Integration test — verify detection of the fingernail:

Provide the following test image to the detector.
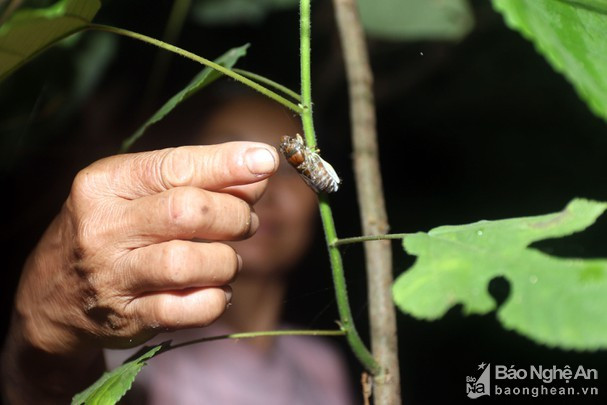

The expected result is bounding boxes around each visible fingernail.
[250,212,260,234]
[236,254,243,273]
[223,285,233,305]
[245,147,276,175]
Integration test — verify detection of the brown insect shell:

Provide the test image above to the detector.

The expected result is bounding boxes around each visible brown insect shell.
[280,136,306,167]
[286,150,306,167]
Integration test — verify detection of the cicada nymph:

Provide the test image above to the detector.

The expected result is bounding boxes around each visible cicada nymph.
[279,134,341,193]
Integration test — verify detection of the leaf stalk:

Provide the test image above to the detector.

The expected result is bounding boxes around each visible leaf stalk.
[87,24,303,114]
[162,329,346,354]
[332,233,411,247]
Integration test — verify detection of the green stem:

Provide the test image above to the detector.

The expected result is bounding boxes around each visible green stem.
[160,329,345,355]
[319,195,381,374]
[300,0,379,375]
[332,233,411,247]
[299,0,317,148]
[87,24,303,115]
[233,68,301,101]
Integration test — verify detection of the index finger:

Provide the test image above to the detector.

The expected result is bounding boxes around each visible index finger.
[90,142,279,200]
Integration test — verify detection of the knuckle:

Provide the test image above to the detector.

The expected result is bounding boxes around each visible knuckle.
[69,170,101,213]
[160,242,192,285]
[70,169,89,198]
[160,147,195,188]
[73,219,100,259]
[203,146,227,184]
[70,167,97,198]
[70,157,114,200]
[234,199,252,237]
[153,299,175,327]
[67,168,117,253]
[167,187,203,226]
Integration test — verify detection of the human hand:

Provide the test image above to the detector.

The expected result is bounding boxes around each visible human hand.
[12,142,278,356]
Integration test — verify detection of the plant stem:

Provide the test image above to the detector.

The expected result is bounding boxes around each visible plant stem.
[299,0,317,148]
[299,0,379,375]
[332,233,411,247]
[161,329,345,355]
[332,0,402,403]
[233,68,301,101]
[87,24,303,115]
[319,195,381,374]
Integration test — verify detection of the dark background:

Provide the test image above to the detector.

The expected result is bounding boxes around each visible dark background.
[2,1,607,404]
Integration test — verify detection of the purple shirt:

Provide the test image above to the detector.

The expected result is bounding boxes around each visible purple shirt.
[105,324,354,405]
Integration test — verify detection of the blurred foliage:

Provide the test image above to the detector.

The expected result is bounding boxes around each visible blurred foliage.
[493,0,607,123]
[0,30,117,171]
[191,0,298,25]
[0,0,112,171]
[394,199,607,350]
[0,32,119,172]
[191,0,474,41]
[359,0,474,41]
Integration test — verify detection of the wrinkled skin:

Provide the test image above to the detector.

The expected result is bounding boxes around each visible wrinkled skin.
[1,142,279,403]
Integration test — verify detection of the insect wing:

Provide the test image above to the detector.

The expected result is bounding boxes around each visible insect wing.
[303,150,341,193]
[318,156,341,192]
[298,171,322,193]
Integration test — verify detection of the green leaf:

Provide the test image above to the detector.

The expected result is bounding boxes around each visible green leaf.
[393,198,607,350]
[357,0,474,41]
[120,44,249,152]
[0,0,101,81]
[493,0,607,123]
[71,344,163,405]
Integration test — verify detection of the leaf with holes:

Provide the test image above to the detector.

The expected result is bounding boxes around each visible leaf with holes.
[0,0,101,81]
[393,198,607,350]
[71,344,163,405]
[493,0,607,122]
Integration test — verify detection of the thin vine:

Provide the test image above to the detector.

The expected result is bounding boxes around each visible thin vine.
[233,68,302,102]
[160,329,345,355]
[87,24,303,115]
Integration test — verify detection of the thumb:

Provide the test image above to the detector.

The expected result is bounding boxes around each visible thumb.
[84,142,279,202]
